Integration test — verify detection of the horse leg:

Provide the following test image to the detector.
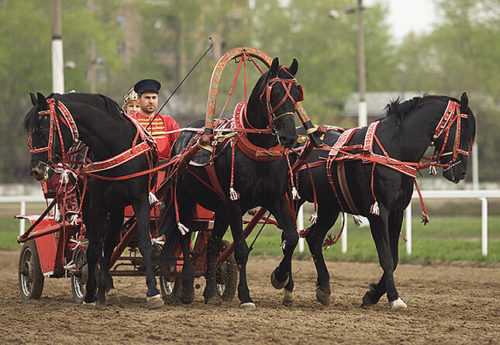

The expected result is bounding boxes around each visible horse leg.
[133,196,162,308]
[362,209,406,309]
[176,201,196,304]
[179,231,195,304]
[203,209,228,305]
[99,208,124,302]
[83,195,105,305]
[269,200,298,306]
[226,205,254,308]
[364,209,403,309]
[160,205,179,281]
[305,204,340,305]
[159,207,182,305]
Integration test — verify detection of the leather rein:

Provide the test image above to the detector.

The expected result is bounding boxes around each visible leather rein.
[28,97,157,180]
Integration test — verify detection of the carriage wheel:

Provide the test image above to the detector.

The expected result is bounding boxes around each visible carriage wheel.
[18,241,44,301]
[159,275,183,304]
[70,246,87,304]
[216,240,238,301]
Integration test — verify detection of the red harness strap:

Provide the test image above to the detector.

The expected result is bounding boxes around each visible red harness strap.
[81,141,152,174]
[233,102,285,161]
[326,128,359,214]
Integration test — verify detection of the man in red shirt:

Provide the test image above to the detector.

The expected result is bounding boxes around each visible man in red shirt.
[132,79,179,160]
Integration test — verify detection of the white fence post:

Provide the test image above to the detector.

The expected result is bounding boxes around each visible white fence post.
[297,206,304,253]
[341,213,348,253]
[481,197,488,256]
[405,205,412,255]
[19,201,26,236]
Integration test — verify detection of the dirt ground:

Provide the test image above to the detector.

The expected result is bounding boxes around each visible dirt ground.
[1,251,499,345]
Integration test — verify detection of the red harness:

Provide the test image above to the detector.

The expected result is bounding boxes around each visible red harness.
[432,100,471,168]
[28,98,157,179]
[233,102,285,161]
[298,100,472,224]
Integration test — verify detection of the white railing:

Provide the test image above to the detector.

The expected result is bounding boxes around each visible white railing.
[3,191,500,256]
[0,195,45,236]
[297,190,500,256]
[405,190,500,256]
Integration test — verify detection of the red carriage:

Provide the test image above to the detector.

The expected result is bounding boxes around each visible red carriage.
[17,47,296,304]
[16,167,241,303]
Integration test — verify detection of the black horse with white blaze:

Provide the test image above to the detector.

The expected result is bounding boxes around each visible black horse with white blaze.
[24,93,163,308]
[296,93,476,308]
[161,57,303,307]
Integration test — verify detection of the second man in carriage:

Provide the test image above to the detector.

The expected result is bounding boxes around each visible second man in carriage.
[123,78,180,160]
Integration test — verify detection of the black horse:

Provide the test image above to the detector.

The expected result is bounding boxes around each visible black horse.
[24,92,163,308]
[161,57,302,307]
[296,93,476,308]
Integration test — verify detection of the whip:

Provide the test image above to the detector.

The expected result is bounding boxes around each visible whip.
[145,38,214,130]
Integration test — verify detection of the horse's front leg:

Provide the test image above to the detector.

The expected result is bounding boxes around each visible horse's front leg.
[99,207,124,302]
[365,207,406,310]
[226,203,255,308]
[133,196,162,308]
[305,203,340,306]
[83,194,105,305]
[362,209,405,309]
[203,208,228,305]
[269,199,298,306]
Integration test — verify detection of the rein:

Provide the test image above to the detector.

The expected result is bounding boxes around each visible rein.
[29,98,157,181]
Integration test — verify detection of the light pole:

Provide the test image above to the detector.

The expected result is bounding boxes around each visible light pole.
[355,0,367,127]
[329,0,367,127]
[52,0,64,93]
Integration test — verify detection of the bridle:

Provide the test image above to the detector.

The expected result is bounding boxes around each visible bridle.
[431,100,473,172]
[241,67,303,138]
[28,98,80,164]
[28,97,155,180]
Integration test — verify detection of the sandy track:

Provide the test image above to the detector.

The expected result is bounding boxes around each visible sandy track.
[1,250,499,345]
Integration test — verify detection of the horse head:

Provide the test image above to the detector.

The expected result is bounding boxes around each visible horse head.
[434,92,476,183]
[24,92,74,180]
[248,57,302,148]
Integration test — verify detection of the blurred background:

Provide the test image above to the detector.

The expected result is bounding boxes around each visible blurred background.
[0,0,499,186]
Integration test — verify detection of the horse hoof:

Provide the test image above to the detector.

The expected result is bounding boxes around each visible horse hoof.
[361,283,380,307]
[82,301,96,307]
[181,294,194,305]
[316,287,331,306]
[270,270,289,290]
[282,290,293,306]
[146,294,164,309]
[205,296,222,306]
[390,297,407,310]
[240,302,256,309]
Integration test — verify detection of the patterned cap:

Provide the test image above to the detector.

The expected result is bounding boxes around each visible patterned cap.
[122,88,139,110]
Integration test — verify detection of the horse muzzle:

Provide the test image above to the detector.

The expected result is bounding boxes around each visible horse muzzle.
[31,161,49,181]
[443,160,466,184]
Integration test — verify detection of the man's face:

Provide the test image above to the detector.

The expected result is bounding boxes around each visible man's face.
[138,92,159,115]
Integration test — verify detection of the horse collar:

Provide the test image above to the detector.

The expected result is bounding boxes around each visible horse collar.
[233,102,285,161]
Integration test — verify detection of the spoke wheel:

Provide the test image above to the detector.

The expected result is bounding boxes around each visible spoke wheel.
[160,274,183,304]
[18,241,44,301]
[215,240,238,302]
[70,247,87,304]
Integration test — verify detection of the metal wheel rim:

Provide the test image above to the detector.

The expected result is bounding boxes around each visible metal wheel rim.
[162,278,175,296]
[72,275,85,299]
[72,249,87,301]
[20,248,33,297]
[216,263,227,296]
[216,283,226,296]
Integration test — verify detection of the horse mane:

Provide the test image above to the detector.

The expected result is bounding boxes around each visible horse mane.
[385,94,461,121]
[24,93,124,132]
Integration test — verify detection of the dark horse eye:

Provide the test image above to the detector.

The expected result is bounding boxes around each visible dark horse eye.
[295,85,304,102]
